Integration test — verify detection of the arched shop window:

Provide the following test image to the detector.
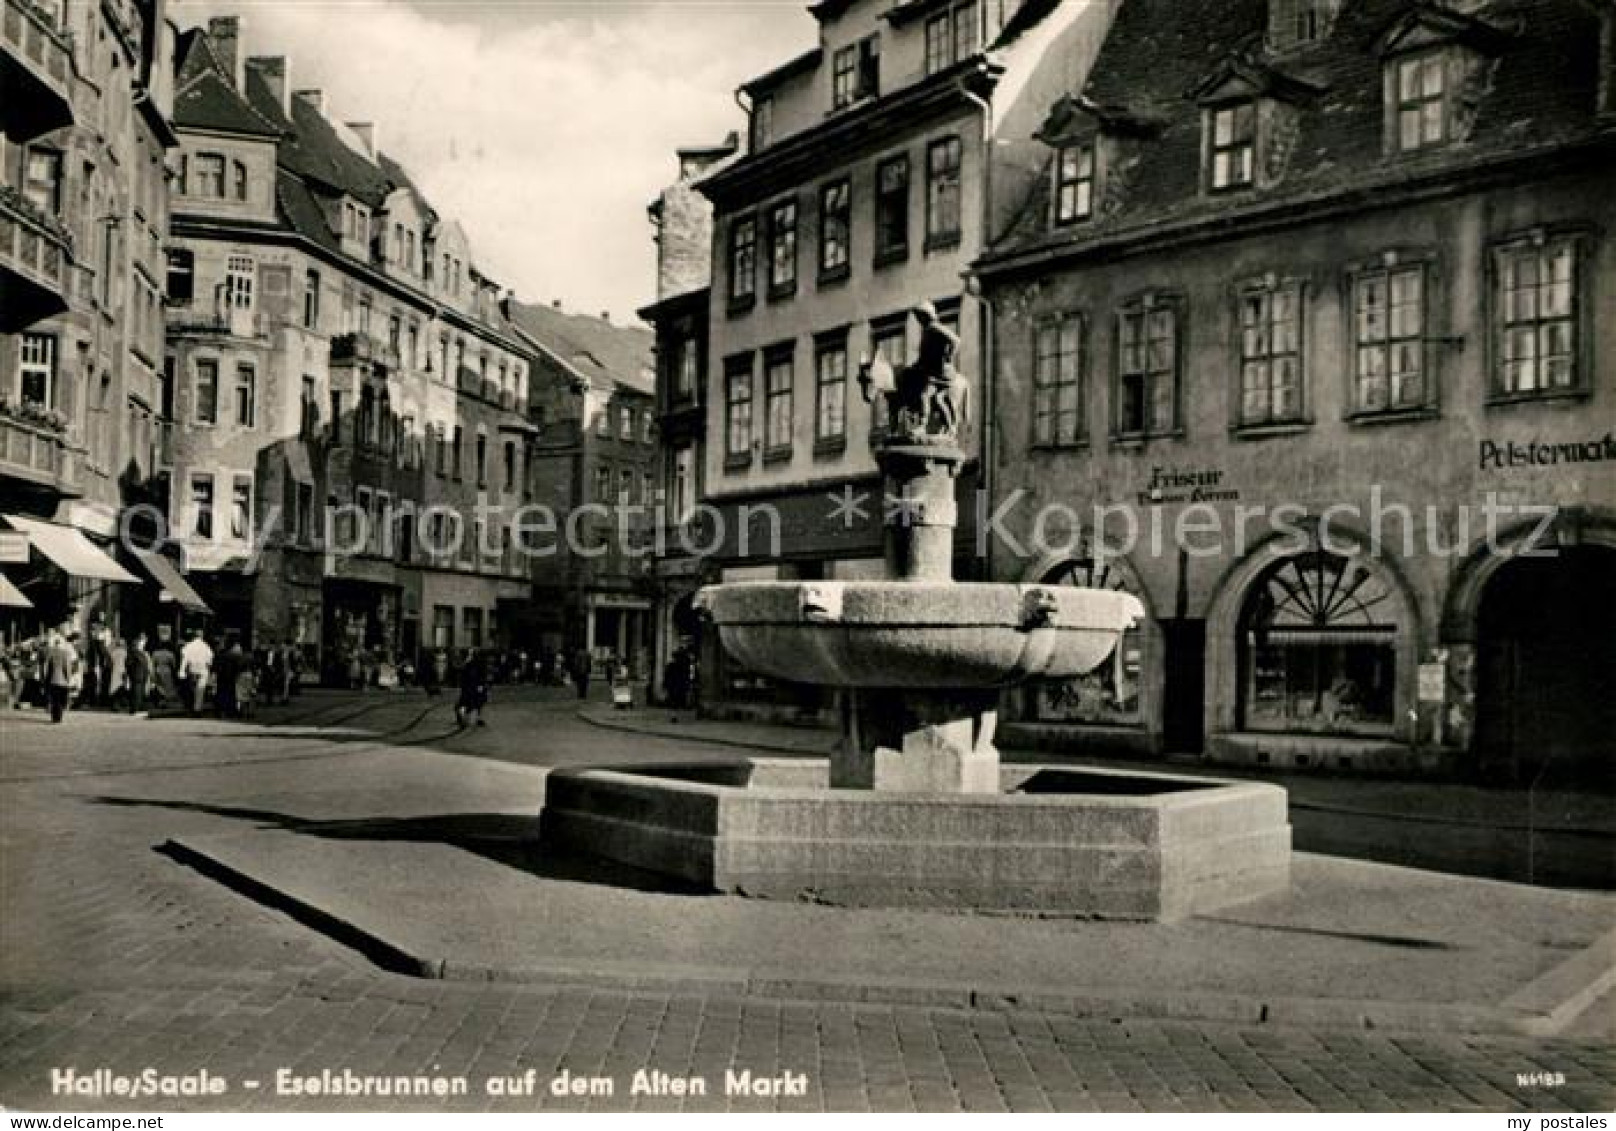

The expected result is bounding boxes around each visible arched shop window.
[1240,551,1398,736]
[1030,557,1143,725]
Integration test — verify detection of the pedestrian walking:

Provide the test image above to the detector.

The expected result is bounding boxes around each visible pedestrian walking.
[125,633,152,715]
[107,635,128,711]
[454,649,490,728]
[178,629,213,716]
[41,629,76,724]
[215,640,244,718]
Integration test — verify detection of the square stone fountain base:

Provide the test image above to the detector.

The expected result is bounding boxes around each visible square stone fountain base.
[541,761,1290,920]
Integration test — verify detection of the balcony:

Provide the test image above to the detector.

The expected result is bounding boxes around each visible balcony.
[0,410,76,496]
[331,331,400,371]
[0,185,71,331]
[1,0,75,142]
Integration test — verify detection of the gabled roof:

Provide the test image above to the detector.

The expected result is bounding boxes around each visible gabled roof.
[172,28,284,138]
[506,300,654,396]
[984,0,1612,270]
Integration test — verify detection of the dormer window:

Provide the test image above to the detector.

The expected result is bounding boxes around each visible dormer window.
[1394,51,1448,151]
[832,35,879,110]
[752,95,774,151]
[1268,0,1340,53]
[1209,102,1256,191]
[1054,143,1095,225]
[925,1,978,76]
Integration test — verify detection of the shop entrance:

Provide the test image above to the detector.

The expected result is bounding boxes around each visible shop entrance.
[1476,546,1616,786]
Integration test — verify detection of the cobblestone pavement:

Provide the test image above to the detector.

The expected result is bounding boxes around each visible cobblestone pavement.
[2,700,1613,1113]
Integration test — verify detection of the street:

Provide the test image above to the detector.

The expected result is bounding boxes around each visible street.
[1,690,1612,1113]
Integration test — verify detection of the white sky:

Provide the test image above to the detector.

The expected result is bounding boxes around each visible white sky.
[169,1,818,325]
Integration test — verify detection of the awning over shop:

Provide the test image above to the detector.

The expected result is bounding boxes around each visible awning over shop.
[1,515,139,584]
[129,547,211,614]
[0,573,33,608]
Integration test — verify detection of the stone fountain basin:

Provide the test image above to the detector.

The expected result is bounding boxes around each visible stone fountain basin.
[696,582,1144,689]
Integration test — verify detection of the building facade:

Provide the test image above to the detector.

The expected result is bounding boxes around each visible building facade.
[164,17,537,676]
[2,0,180,639]
[977,0,1616,782]
[506,299,657,678]
[692,0,1121,718]
[639,136,741,705]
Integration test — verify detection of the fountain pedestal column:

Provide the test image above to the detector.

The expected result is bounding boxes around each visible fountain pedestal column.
[829,441,1002,793]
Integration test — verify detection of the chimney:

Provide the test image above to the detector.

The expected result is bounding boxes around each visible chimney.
[600,311,611,324]
[293,88,325,116]
[207,15,243,90]
[551,299,562,310]
[246,55,289,117]
[346,121,377,157]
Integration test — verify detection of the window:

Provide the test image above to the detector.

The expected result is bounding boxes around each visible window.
[764,350,794,454]
[330,392,344,444]
[295,483,313,545]
[597,403,612,437]
[752,95,774,151]
[358,295,372,336]
[388,314,401,356]
[433,606,454,649]
[302,269,320,328]
[462,608,483,649]
[433,424,447,476]
[619,406,634,441]
[815,340,848,444]
[1269,0,1337,50]
[672,446,696,523]
[452,425,463,479]
[872,318,908,370]
[1116,299,1179,437]
[300,375,318,437]
[1238,282,1304,426]
[166,249,195,305]
[724,357,753,460]
[619,468,634,503]
[1030,558,1143,725]
[1353,264,1427,414]
[875,155,909,263]
[503,440,517,492]
[194,359,218,424]
[1395,52,1447,151]
[641,409,654,443]
[233,363,256,428]
[594,464,612,503]
[1054,143,1095,225]
[190,474,214,538]
[832,35,879,110]
[1209,103,1256,190]
[1495,238,1579,397]
[925,136,962,247]
[729,216,757,305]
[819,179,850,280]
[23,148,62,214]
[675,336,698,399]
[225,256,254,310]
[1242,551,1399,736]
[232,160,248,201]
[767,198,798,296]
[476,432,487,487]
[1033,316,1083,447]
[924,1,977,75]
[407,322,420,370]
[194,153,225,198]
[18,334,55,409]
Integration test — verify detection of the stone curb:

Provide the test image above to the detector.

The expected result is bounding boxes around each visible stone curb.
[162,834,1602,1037]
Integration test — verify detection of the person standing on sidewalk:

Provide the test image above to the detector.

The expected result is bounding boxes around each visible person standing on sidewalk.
[125,633,152,715]
[41,629,77,724]
[179,629,213,716]
[571,646,592,701]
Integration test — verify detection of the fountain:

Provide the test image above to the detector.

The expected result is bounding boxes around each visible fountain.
[542,305,1289,919]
